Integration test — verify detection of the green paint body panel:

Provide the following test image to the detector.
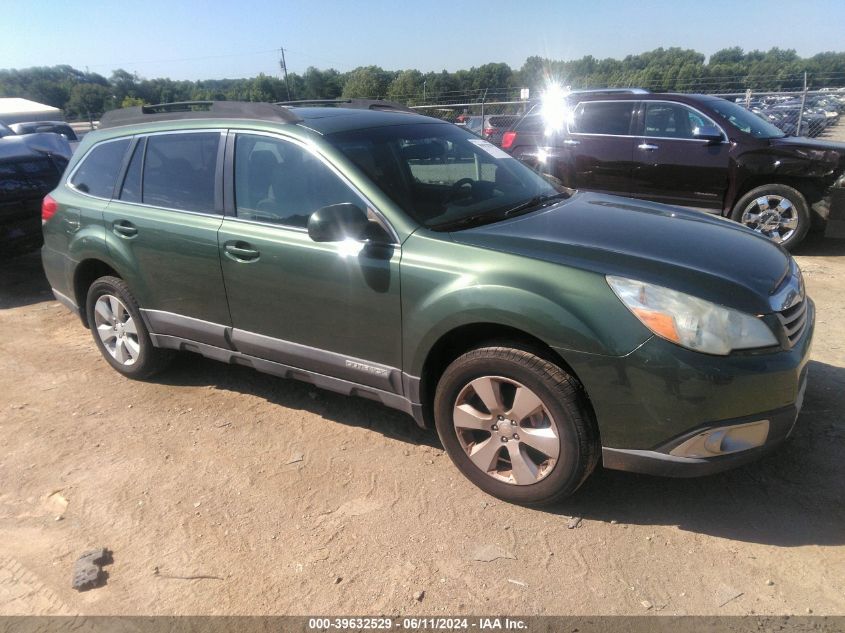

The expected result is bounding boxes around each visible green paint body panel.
[218,219,402,368]
[42,109,814,457]
[103,200,230,325]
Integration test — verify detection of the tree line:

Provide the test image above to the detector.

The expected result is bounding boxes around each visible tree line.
[2,47,844,120]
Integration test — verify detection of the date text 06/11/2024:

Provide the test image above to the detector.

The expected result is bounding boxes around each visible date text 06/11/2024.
[307,617,528,630]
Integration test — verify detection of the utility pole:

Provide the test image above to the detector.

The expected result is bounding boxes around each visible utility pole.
[279,47,292,101]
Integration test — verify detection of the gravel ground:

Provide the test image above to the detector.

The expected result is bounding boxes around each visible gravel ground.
[1,234,844,617]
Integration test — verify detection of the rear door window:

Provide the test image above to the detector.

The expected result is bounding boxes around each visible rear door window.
[569,101,635,135]
[70,139,131,198]
[119,138,145,203]
[142,132,220,212]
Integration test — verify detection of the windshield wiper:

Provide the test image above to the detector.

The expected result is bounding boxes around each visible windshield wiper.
[501,191,570,217]
[433,191,571,232]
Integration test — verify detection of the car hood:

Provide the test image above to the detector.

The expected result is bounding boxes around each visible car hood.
[766,136,845,179]
[450,192,792,315]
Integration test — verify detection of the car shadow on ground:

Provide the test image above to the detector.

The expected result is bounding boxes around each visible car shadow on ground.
[157,352,441,449]
[0,251,52,309]
[161,352,844,547]
[793,234,845,256]
[556,358,845,547]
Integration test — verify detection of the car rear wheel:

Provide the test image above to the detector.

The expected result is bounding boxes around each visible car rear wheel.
[85,276,172,379]
[433,346,598,506]
[730,184,809,251]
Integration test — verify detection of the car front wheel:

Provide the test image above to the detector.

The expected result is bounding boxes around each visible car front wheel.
[730,184,810,251]
[433,346,599,506]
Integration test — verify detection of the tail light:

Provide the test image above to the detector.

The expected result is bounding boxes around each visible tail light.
[483,127,495,137]
[501,131,517,150]
[42,194,58,225]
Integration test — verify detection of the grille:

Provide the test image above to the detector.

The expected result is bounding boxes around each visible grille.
[777,298,808,347]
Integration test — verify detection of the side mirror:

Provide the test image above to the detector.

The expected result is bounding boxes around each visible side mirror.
[308,203,370,243]
[693,125,724,143]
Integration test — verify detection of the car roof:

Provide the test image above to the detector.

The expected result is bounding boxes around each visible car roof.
[97,100,441,136]
[568,92,721,104]
[291,107,442,134]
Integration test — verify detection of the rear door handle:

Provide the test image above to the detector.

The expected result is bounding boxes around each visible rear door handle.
[562,139,580,146]
[112,220,138,238]
[638,143,659,151]
[224,241,260,262]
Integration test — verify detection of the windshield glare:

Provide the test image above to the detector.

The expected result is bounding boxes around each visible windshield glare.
[327,123,563,230]
[707,99,785,139]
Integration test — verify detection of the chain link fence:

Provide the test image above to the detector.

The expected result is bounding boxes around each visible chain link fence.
[409,88,845,145]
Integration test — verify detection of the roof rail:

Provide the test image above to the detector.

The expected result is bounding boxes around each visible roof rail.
[568,88,650,95]
[98,100,302,129]
[275,99,417,114]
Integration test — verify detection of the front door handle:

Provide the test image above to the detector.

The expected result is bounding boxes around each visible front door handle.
[638,143,659,151]
[224,242,260,262]
[112,220,138,238]
[562,139,580,146]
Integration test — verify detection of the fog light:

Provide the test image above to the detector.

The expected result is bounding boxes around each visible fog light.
[669,420,769,458]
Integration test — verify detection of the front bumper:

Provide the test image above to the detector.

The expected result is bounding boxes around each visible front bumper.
[601,391,805,477]
[563,299,814,476]
[822,183,845,237]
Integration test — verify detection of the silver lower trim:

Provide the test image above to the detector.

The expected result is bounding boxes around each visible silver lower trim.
[668,419,769,458]
[52,288,79,314]
[149,334,424,426]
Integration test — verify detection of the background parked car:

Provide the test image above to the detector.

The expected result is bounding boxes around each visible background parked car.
[462,114,522,146]
[0,132,71,257]
[8,120,79,151]
[503,92,845,250]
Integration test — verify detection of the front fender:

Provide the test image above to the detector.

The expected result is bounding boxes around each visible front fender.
[400,233,651,378]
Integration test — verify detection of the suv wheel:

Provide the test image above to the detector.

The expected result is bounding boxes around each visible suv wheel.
[730,184,809,251]
[433,346,598,505]
[85,276,172,379]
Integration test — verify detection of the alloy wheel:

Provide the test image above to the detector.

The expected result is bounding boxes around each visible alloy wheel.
[93,294,140,366]
[452,376,560,485]
[740,194,799,243]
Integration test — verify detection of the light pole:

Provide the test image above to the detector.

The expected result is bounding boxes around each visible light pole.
[423,80,427,103]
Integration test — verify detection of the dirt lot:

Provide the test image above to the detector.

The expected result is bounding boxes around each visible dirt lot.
[1,235,844,617]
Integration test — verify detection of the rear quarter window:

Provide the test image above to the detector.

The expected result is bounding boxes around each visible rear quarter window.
[70,139,131,198]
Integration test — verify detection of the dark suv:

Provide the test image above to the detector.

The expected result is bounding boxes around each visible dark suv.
[504,93,845,250]
[43,101,813,505]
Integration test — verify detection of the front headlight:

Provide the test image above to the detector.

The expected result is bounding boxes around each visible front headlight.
[607,276,778,355]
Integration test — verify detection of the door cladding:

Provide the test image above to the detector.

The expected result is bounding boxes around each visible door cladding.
[141,309,232,349]
[231,328,402,393]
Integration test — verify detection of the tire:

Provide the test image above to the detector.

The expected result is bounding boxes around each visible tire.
[730,184,810,251]
[433,346,599,506]
[85,276,172,379]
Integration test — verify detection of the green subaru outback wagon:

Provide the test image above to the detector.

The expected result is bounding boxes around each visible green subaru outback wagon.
[42,100,813,505]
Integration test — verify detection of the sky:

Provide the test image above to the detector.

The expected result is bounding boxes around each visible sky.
[2,0,844,80]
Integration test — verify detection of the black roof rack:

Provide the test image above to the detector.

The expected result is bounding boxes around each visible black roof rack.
[567,88,650,95]
[275,99,417,114]
[98,100,302,129]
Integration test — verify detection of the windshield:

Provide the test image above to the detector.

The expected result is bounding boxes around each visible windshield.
[707,99,785,139]
[327,123,564,231]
